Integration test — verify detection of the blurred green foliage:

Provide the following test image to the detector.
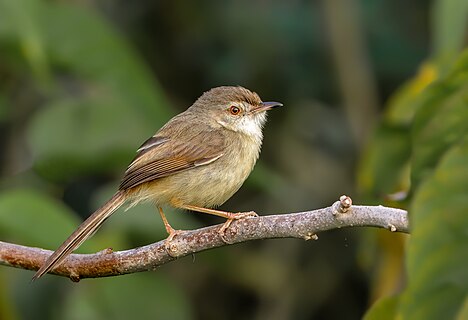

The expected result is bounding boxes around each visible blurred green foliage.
[1,0,171,181]
[0,0,467,319]
[0,189,81,247]
[363,49,468,320]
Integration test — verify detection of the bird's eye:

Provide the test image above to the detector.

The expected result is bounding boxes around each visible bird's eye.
[229,106,241,115]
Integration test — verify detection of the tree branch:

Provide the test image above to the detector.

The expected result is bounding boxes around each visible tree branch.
[0,196,408,282]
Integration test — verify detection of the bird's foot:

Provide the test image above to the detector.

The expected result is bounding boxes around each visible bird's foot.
[165,226,182,243]
[163,226,183,257]
[219,211,258,243]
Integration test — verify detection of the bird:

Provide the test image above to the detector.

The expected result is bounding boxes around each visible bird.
[32,86,282,280]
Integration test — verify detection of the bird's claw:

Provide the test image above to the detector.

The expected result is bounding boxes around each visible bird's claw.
[219,211,258,243]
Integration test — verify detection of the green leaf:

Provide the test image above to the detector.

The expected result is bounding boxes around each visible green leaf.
[41,2,171,122]
[0,0,51,85]
[358,62,438,199]
[411,50,468,188]
[358,124,411,198]
[63,273,192,320]
[0,0,174,181]
[399,139,468,319]
[385,62,438,125]
[456,297,468,320]
[0,189,79,248]
[361,49,468,320]
[364,295,400,320]
[28,96,154,180]
[432,0,468,73]
[0,189,125,254]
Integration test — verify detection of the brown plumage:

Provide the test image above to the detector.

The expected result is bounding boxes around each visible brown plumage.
[32,86,282,280]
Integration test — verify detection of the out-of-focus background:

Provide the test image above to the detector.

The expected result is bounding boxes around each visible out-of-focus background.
[1,1,467,319]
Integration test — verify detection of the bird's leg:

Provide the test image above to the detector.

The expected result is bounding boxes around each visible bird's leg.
[179,204,258,237]
[157,207,181,242]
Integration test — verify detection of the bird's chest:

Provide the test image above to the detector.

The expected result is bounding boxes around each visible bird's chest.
[177,135,261,207]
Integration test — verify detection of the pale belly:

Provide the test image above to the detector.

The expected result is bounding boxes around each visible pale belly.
[130,144,259,209]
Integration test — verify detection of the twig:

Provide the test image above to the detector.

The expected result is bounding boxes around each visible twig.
[0,196,408,282]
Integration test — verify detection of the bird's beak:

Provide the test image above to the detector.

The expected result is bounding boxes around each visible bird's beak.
[251,101,283,113]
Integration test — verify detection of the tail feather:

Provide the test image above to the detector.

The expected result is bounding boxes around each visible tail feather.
[32,192,126,281]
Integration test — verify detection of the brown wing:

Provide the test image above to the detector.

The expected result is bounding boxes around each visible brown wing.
[119,118,225,190]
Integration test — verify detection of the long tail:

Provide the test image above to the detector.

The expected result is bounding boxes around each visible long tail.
[32,191,127,281]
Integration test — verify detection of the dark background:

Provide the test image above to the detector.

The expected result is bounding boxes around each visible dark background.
[0,0,444,319]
